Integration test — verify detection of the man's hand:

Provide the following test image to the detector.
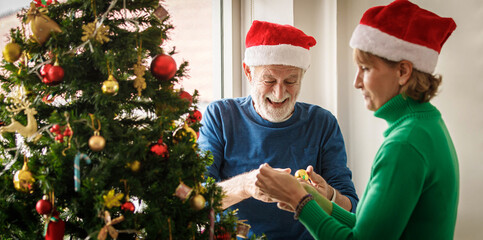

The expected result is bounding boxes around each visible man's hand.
[246,166,292,203]
[306,165,333,200]
[217,166,291,209]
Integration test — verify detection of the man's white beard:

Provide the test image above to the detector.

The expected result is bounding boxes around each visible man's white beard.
[250,87,296,123]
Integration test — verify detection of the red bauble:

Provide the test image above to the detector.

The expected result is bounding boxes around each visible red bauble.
[35,199,52,215]
[189,110,202,123]
[150,54,177,81]
[121,201,135,212]
[40,64,52,76]
[45,212,65,240]
[179,90,193,104]
[50,124,61,134]
[63,128,72,136]
[150,142,168,157]
[214,227,231,240]
[46,66,64,85]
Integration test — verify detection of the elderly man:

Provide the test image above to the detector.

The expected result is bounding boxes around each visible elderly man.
[198,20,358,239]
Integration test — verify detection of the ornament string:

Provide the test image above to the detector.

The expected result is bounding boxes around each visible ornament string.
[168,217,173,240]
[74,152,91,192]
[42,190,56,237]
[62,112,73,156]
[89,113,101,135]
[120,179,130,201]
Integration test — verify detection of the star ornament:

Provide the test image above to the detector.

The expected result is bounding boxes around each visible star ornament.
[103,189,124,209]
[82,21,111,44]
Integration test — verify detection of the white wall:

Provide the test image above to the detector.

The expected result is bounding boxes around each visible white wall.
[240,0,483,239]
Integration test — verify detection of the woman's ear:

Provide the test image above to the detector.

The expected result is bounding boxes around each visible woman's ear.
[398,60,413,86]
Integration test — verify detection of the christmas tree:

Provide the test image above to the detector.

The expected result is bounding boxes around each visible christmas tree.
[0,0,238,239]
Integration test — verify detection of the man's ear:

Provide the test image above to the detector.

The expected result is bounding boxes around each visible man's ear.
[398,60,413,86]
[243,62,252,82]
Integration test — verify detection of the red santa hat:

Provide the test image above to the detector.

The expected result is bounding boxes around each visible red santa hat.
[244,20,316,70]
[350,0,456,73]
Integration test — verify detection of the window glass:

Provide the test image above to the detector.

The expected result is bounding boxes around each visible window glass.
[163,0,214,112]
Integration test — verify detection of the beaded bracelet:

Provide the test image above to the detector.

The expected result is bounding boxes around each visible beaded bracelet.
[294,194,314,220]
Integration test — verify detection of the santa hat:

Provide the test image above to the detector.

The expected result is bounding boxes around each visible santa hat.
[244,20,316,70]
[350,0,456,73]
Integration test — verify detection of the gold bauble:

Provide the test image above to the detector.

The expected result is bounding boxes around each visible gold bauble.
[126,160,141,172]
[295,169,309,181]
[13,161,35,193]
[89,135,106,152]
[3,42,22,63]
[101,75,119,95]
[190,194,206,211]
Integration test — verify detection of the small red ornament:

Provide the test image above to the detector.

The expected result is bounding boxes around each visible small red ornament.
[150,54,177,81]
[150,141,168,157]
[34,0,57,8]
[46,66,64,85]
[63,128,72,136]
[179,90,193,104]
[188,110,202,123]
[121,201,135,212]
[54,134,64,143]
[50,124,61,134]
[45,211,65,240]
[214,227,231,240]
[36,196,52,215]
[40,64,52,76]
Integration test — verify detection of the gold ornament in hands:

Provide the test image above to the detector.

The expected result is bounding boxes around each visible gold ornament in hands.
[81,20,110,44]
[0,97,41,141]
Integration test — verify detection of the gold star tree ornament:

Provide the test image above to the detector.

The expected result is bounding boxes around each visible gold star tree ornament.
[81,21,110,44]
[102,189,124,209]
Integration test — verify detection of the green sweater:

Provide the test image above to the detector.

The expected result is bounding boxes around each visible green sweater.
[299,94,459,239]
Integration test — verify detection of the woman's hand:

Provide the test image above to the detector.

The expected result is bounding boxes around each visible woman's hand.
[255,163,308,211]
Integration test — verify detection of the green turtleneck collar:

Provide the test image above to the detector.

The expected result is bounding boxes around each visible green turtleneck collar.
[374,94,441,137]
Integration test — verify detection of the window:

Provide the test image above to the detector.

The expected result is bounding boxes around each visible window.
[163,0,216,112]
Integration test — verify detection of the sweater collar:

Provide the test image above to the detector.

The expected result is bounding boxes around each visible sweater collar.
[374,94,440,137]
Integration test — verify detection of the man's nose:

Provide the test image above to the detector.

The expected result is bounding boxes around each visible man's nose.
[272,82,286,100]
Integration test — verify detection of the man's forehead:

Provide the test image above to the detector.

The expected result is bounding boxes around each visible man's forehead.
[254,65,303,74]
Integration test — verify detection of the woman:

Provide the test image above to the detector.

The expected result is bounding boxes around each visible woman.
[255,0,459,239]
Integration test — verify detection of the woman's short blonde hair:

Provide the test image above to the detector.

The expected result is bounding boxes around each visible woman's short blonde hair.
[354,49,442,102]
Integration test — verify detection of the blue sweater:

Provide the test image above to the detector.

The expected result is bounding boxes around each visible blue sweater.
[198,96,358,240]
